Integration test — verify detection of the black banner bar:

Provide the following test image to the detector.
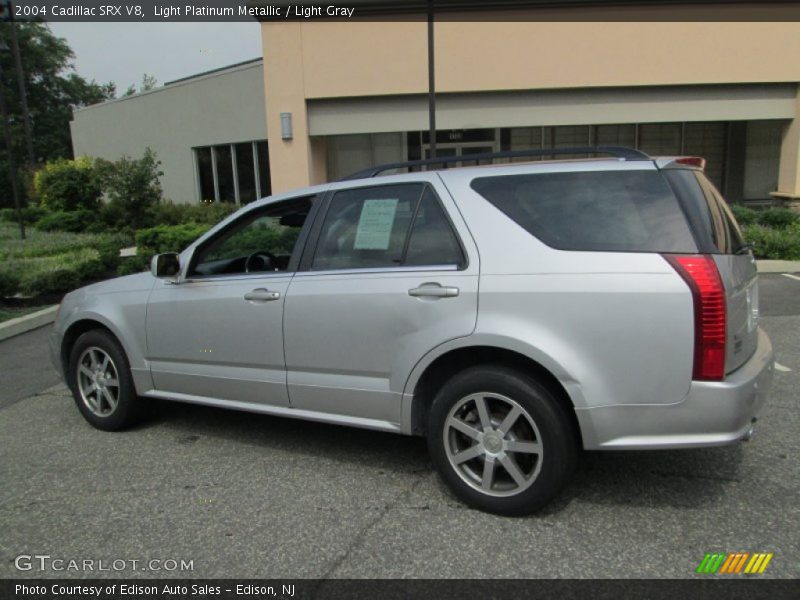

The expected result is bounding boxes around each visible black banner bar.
[3,579,800,600]
[5,0,800,22]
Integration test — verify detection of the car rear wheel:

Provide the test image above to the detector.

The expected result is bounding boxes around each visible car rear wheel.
[427,365,577,516]
[67,330,148,431]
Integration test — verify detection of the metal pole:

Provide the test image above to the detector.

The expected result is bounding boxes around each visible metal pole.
[0,60,25,239]
[427,0,436,160]
[7,2,33,168]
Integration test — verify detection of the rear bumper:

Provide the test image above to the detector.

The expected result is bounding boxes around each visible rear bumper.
[576,328,774,450]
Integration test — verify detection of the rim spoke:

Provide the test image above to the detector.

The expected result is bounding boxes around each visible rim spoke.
[80,365,93,378]
[481,456,496,491]
[473,396,492,430]
[89,349,100,368]
[506,440,541,455]
[86,389,100,412]
[497,406,521,435]
[447,416,481,441]
[499,454,527,488]
[105,378,119,387]
[453,444,484,464]
[102,388,117,410]
[84,383,97,395]
[101,355,110,372]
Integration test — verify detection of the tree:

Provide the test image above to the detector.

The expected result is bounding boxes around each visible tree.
[95,148,164,230]
[123,73,158,97]
[0,22,115,208]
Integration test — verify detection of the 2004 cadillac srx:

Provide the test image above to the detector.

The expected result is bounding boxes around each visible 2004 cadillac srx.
[50,147,774,515]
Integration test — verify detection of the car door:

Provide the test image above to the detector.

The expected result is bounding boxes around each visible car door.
[283,177,479,425]
[146,195,318,406]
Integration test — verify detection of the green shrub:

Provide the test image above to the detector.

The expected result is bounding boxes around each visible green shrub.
[0,270,20,297]
[147,201,237,227]
[95,148,163,229]
[0,205,47,224]
[34,157,102,212]
[117,256,150,276]
[0,223,131,298]
[135,222,210,255]
[757,208,798,229]
[34,209,95,233]
[0,247,102,297]
[743,224,800,260]
[728,203,757,227]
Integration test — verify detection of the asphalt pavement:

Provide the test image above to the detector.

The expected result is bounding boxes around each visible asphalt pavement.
[0,274,798,578]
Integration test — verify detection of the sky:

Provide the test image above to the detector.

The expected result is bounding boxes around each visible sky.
[48,23,263,92]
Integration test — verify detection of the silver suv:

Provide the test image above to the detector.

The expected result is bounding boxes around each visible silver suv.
[50,147,774,515]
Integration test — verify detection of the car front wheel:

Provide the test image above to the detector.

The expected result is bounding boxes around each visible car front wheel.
[67,329,147,431]
[427,365,577,516]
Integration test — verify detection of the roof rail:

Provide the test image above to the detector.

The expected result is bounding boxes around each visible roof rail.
[339,146,651,181]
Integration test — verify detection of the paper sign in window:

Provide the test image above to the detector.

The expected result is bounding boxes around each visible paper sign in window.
[354,199,399,250]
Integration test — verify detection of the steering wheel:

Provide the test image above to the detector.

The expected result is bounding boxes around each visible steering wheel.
[245,251,277,273]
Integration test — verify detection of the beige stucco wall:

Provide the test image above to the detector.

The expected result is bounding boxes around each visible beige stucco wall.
[298,21,800,100]
[71,61,267,204]
[262,19,800,192]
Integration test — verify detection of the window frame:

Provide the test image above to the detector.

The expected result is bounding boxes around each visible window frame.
[184,194,322,282]
[298,182,468,274]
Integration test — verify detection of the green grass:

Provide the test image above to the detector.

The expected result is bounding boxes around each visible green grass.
[0,222,100,261]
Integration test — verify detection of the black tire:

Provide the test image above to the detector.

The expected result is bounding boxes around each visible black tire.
[427,365,578,516]
[67,329,148,431]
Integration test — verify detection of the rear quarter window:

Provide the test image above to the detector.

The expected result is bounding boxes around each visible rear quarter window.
[470,170,698,253]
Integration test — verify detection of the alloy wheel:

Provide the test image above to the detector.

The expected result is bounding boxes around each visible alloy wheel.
[443,392,543,497]
[76,346,121,417]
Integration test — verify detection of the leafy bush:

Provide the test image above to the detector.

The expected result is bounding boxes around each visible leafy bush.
[743,224,800,260]
[117,256,150,276]
[34,209,95,233]
[135,222,210,255]
[757,208,798,229]
[95,148,163,229]
[0,248,100,297]
[34,157,102,212]
[147,201,237,227]
[0,205,47,225]
[728,203,757,227]
[0,269,20,298]
[0,223,133,298]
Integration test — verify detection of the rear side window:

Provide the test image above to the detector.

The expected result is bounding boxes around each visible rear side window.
[695,172,747,254]
[662,169,748,255]
[470,170,698,253]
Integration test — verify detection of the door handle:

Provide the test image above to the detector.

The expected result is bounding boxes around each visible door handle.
[408,283,460,298]
[244,288,281,302]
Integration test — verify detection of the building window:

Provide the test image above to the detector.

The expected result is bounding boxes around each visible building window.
[195,147,215,202]
[744,120,785,200]
[194,140,270,204]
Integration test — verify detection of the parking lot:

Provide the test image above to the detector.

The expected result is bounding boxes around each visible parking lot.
[1,274,798,579]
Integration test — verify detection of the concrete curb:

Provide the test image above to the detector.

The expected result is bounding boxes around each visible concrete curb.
[0,305,58,343]
[757,260,800,274]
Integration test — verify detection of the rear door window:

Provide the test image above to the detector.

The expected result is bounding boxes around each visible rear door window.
[311,183,465,270]
[470,170,698,253]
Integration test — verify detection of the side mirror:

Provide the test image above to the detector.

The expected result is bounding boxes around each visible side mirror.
[151,253,181,280]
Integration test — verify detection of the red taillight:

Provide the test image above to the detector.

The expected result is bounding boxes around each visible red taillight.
[674,156,707,170]
[663,254,727,381]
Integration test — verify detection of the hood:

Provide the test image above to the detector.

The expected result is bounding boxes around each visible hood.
[77,271,156,296]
